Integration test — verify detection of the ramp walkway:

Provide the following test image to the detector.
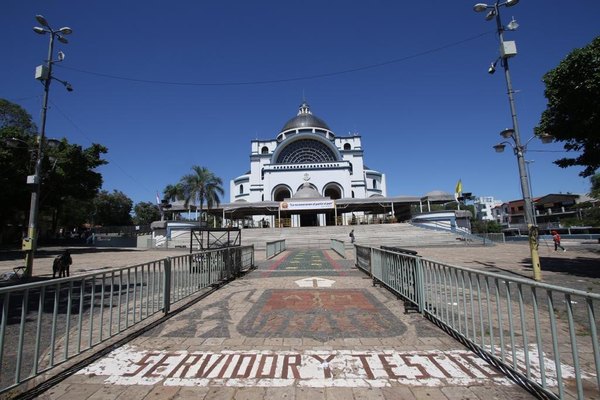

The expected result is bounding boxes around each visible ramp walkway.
[41,249,534,399]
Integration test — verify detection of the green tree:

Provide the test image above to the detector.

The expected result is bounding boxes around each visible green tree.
[0,99,107,243]
[179,166,224,221]
[93,190,133,226]
[44,140,107,232]
[133,201,161,225]
[471,220,502,234]
[536,36,600,177]
[163,183,183,202]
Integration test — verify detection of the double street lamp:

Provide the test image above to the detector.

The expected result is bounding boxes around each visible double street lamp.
[23,15,73,278]
[474,0,551,281]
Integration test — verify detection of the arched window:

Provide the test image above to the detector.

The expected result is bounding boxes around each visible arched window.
[240,184,244,194]
[372,179,377,189]
[343,143,351,150]
[273,189,292,201]
[261,146,269,154]
[276,139,337,164]
[324,186,341,200]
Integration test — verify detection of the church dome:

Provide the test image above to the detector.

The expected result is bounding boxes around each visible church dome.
[281,101,330,131]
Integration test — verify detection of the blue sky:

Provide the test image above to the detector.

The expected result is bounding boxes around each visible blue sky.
[3,1,599,206]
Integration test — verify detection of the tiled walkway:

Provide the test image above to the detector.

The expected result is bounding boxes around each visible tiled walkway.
[38,249,534,399]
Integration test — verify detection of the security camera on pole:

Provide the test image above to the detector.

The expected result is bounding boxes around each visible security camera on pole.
[473,1,551,281]
[23,15,73,278]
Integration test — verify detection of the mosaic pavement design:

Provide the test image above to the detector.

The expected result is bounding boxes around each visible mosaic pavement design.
[257,249,358,278]
[237,289,407,341]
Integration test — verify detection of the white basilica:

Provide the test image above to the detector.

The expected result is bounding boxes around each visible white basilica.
[228,101,392,227]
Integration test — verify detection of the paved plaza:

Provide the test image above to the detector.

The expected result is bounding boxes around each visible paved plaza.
[1,242,598,399]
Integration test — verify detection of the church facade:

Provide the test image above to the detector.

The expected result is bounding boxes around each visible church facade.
[229,102,388,226]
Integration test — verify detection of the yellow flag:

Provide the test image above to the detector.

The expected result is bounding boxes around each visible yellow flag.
[455,179,462,194]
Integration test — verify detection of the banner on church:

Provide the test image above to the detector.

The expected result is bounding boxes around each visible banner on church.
[280,200,335,211]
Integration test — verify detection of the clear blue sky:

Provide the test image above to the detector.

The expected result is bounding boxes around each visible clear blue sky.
[3,1,599,206]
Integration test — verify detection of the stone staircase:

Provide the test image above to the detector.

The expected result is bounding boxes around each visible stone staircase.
[238,223,479,250]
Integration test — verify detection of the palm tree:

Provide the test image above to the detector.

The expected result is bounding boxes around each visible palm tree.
[162,183,183,203]
[179,166,224,222]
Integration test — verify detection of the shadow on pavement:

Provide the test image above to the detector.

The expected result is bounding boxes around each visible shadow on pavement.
[522,255,600,279]
[0,247,141,262]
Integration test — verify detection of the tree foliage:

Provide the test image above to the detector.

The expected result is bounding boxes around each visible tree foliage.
[0,99,108,242]
[133,201,161,225]
[92,190,133,226]
[536,36,600,177]
[179,166,224,214]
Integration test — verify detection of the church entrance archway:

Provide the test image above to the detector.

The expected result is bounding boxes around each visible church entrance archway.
[300,213,318,227]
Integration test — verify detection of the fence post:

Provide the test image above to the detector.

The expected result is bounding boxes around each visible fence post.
[163,257,171,315]
[415,256,425,314]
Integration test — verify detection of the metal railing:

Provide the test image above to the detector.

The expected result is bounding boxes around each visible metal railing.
[355,245,599,400]
[330,239,346,257]
[266,239,286,259]
[0,245,254,395]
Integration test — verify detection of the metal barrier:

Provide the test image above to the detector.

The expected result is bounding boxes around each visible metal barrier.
[355,245,600,400]
[330,239,346,257]
[0,245,254,395]
[266,239,286,259]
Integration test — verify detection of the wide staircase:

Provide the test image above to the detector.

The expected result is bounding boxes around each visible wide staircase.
[238,222,480,250]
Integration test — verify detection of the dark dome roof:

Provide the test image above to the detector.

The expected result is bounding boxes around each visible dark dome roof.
[281,101,330,131]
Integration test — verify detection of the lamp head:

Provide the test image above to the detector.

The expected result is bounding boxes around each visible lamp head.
[35,15,49,28]
[46,138,61,149]
[33,27,46,34]
[59,27,72,35]
[539,133,554,144]
[473,3,488,12]
[506,17,519,31]
[493,143,506,153]
[506,0,520,7]
[65,82,74,92]
[57,35,69,44]
[500,128,515,139]
[488,62,496,74]
[485,9,496,20]
[57,51,65,61]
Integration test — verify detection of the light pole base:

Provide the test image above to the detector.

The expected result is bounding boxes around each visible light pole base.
[528,224,542,281]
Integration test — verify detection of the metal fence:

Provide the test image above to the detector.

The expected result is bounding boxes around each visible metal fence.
[0,245,254,395]
[355,245,599,400]
[330,239,346,258]
[266,240,286,259]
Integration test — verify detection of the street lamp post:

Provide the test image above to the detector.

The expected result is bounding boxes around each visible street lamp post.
[23,15,73,278]
[474,1,548,281]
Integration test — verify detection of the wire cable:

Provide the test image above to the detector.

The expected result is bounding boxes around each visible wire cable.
[49,99,155,197]
[55,31,494,87]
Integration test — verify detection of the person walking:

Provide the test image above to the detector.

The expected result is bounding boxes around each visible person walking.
[349,229,355,244]
[551,230,565,252]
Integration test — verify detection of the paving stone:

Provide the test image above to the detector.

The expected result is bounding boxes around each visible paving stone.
[440,386,480,400]
[232,387,266,400]
[381,386,416,400]
[410,387,449,400]
[86,385,129,400]
[203,387,236,400]
[324,387,354,400]
[296,387,326,400]
[171,386,209,399]
[353,387,385,400]
[265,386,295,399]
[143,386,180,400]
[54,384,105,400]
